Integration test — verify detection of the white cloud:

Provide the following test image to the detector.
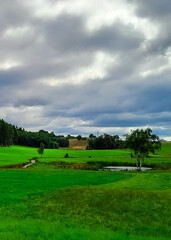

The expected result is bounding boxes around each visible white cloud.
[41,51,118,85]
[0,60,22,70]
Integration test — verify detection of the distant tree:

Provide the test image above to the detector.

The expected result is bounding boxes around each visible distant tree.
[48,141,59,149]
[67,134,77,139]
[15,127,69,148]
[89,134,96,139]
[39,129,48,134]
[77,135,82,141]
[49,131,55,137]
[125,128,161,170]
[87,134,123,150]
[0,119,14,146]
[37,142,45,158]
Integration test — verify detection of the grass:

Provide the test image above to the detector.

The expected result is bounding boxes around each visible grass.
[0,170,170,239]
[0,218,168,240]
[32,142,171,169]
[0,143,170,169]
[36,188,171,237]
[0,145,36,166]
[0,143,170,239]
[0,170,131,205]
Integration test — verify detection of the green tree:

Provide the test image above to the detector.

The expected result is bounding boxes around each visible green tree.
[37,142,45,158]
[87,134,123,150]
[77,135,82,141]
[0,119,14,146]
[48,141,59,149]
[125,128,161,170]
[89,134,96,139]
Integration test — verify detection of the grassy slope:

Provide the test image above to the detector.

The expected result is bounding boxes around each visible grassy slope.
[0,145,36,166]
[0,168,170,239]
[0,170,131,205]
[0,142,170,167]
[0,143,170,239]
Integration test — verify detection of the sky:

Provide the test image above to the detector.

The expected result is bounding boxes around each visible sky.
[0,0,171,139]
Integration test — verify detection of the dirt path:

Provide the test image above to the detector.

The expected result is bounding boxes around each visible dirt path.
[22,159,36,168]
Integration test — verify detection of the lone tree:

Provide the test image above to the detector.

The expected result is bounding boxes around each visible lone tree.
[125,128,161,171]
[37,142,45,158]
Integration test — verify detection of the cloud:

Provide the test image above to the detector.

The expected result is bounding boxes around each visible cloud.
[0,0,171,139]
[129,0,171,54]
[128,0,171,19]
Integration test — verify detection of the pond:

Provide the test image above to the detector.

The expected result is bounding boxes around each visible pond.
[102,166,152,171]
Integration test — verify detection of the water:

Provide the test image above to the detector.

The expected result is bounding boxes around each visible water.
[102,166,152,171]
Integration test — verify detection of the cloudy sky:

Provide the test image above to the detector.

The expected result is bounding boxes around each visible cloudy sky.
[0,0,171,139]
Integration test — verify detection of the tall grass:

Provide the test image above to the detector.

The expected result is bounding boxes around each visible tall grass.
[0,186,170,239]
[0,217,168,240]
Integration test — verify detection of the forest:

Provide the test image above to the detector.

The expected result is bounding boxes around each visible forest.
[0,119,69,148]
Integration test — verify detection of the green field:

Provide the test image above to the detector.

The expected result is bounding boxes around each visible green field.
[0,142,171,168]
[0,144,170,239]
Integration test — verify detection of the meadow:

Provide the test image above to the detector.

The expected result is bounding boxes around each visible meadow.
[0,143,170,239]
[0,142,170,168]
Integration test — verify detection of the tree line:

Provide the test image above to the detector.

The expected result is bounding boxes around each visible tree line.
[0,119,161,171]
[87,134,126,150]
[0,119,69,148]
